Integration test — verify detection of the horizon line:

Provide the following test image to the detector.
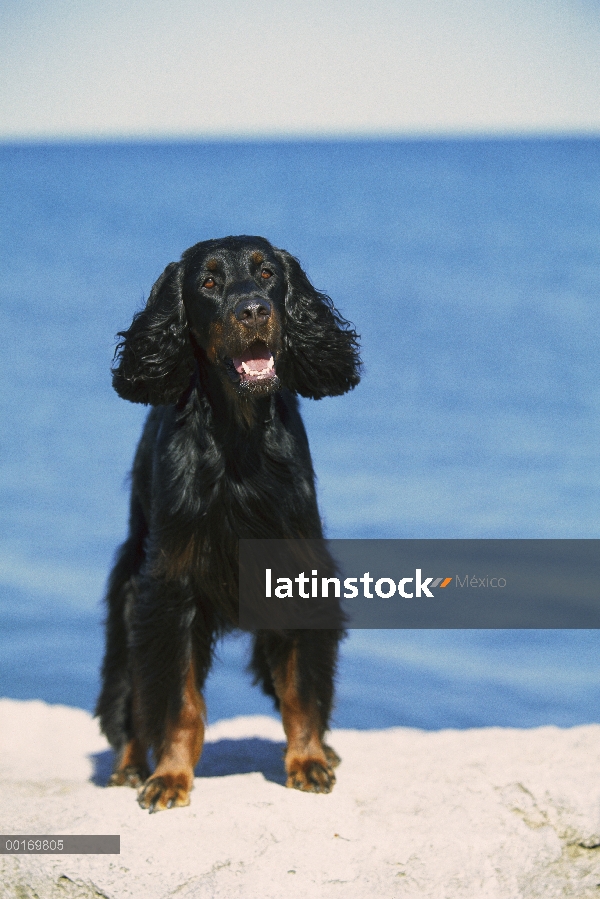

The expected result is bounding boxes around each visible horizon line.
[1,127,600,147]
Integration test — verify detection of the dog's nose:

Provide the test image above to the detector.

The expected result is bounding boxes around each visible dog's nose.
[234,298,271,326]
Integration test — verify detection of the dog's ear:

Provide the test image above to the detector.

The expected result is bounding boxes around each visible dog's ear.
[274,249,361,399]
[112,262,195,405]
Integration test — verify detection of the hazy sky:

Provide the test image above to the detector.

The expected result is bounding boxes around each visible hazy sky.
[1,0,599,138]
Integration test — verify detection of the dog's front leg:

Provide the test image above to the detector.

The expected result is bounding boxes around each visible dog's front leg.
[272,631,341,793]
[137,658,206,812]
[129,581,206,812]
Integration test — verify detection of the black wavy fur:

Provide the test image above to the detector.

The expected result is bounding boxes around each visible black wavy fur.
[96,235,361,781]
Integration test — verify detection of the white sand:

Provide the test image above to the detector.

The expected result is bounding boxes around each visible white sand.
[1,698,600,897]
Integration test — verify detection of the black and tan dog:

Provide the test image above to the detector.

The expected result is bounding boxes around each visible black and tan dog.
[96,236,361,811]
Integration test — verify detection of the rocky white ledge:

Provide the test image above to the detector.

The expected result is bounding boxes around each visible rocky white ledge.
[1,698,600,898]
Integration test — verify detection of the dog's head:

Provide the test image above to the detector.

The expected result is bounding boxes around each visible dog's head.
[112,236,361,405]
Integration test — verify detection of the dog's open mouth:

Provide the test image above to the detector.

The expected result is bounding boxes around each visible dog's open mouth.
[229,342,276,384]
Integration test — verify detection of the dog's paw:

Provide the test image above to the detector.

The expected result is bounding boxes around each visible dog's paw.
[286,758,336,793]
[108,764,150,788]
[137,774,192,813]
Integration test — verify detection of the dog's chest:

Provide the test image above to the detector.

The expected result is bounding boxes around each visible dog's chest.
[209,446,302,535]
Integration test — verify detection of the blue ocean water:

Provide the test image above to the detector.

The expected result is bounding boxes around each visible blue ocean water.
[1,138,599,729]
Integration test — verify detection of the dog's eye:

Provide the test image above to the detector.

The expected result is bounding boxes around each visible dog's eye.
[260,269,273,280]
[202,277,216,289]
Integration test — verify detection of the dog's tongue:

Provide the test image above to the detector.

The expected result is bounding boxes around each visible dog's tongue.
[233,343,275,379]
